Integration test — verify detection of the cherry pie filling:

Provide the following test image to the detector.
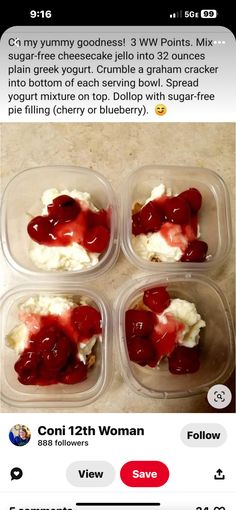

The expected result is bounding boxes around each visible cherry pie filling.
[27,194,110,254]
[14,304,102,386]
[125,286,201,374]
[132,187,208,262]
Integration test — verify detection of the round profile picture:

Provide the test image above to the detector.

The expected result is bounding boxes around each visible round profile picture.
[9,424,31,447]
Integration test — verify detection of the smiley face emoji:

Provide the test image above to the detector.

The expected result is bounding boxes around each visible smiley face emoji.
[155,104,167,116]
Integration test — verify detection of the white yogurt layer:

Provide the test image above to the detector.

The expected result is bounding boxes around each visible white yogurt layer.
[155,298,206,348]
[19,295,77,316]
[132,231,185,263]
[29,188,100,271]
[30,243,99,271]
[6,295,101,363]
[144,184,172,204]
[6,323,29,355]
[78,336,99,364]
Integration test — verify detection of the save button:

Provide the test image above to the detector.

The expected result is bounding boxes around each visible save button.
[120,461,169,487]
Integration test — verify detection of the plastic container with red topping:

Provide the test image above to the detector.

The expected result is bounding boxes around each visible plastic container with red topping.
[115,274,234,399]
[121,165,232,272]
[1,166,119,280]
[0,284,112,408]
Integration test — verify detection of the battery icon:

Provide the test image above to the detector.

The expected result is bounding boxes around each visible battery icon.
[201,9,218,18]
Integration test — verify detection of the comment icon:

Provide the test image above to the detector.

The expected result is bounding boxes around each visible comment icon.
[10,467,23,480]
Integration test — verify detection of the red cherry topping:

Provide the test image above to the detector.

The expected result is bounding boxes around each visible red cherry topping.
[182,220,198,242]
[83,226,110,253]
[27,324,71,372]
[55,212,88,246]
[190,214,198,237]
[168,345,200,374]
[42,335,70,370]
[14,303,100,386]
[47,195,80,223]
[27,194,110,254]
[140,201,162,233]
[18,373,38,385]
[131,186,208,265]
[71,305,101,338]
[125,285,202,375]
[15,351,40,385]
[125,309,155,340]
[132,212,143,236]
[150,313,185,361]
[14,351,39,375]
[27,216,55,244]
[143,286,170,314]
[87,209,109,229]
[163,196,191,225]
[36,365,60,386]
[147,354,160,368]
[181,240,208,262]
[127,337,155,365]
[178,188,202,213]
[59,360,87,384]
[33,324,61,353]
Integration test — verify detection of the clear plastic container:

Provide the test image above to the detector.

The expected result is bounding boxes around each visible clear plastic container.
[0,284,112,408]
[115,274,234,399]
[121,165,232,272]
[1,166,119,279]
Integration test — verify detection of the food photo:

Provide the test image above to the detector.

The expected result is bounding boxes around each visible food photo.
[0,122,234,413]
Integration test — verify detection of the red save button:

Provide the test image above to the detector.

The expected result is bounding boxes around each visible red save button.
[120,461,169,487]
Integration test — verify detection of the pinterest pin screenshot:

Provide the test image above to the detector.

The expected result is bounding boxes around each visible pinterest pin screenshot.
[0,6,235,510]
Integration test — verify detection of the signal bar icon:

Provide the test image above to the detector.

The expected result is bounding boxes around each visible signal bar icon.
[170,11,182,18]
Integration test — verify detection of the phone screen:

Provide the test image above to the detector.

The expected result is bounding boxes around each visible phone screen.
[0,6,235,510]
